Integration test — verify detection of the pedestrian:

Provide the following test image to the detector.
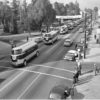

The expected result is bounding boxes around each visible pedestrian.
[94,64,98,76]
[75,43,77,50]
[27,36,29,41]
[96,39,99,44]
[73,70,80,84]
[77,61,82,75]
[94,64,100,75]
[94,34,96,39]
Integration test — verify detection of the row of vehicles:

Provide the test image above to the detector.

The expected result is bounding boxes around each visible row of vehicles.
[11,18,85,66]
[59,18,84,35]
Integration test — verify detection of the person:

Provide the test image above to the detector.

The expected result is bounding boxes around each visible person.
[27,36,29,41]
[77,61,82,75]
[75,43,77,50]
[94,64,100,76]
[96,39,99,44]
[94,34,96,39]
[73,70,80,84]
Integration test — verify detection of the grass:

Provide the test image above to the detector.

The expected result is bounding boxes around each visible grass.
[0,32,41,44]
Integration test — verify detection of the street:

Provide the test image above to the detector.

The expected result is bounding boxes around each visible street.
[0,24,92,99]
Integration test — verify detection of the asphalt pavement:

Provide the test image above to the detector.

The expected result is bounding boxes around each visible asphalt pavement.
[0,24,89,99]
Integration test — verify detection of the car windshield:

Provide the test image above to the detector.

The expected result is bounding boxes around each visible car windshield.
[66,53,74,56]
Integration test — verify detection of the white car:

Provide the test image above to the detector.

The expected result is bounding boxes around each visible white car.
[68,50,78,57]
[63,50,78,61]
[64,39,73,46]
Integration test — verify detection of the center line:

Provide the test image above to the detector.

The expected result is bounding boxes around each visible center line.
[17,74,41,99]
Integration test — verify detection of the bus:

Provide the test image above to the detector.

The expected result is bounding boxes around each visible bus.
[42,30,59,44]
[11,40,39,66]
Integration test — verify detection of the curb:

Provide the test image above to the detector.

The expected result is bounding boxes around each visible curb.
[82,69,93,75]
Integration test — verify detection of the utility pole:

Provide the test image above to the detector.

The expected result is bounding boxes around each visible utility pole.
[84,13,87,59]
[91,12,92,34]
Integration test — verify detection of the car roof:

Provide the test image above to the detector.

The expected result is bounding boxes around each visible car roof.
[68,50,77,53]
[66,53,74,56]
[65,38,71,41]
[50,85,69,95]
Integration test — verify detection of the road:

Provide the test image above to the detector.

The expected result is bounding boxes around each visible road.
[0,24,92,99]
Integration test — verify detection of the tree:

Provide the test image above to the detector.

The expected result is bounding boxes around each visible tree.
[54,1,80,16]
[21,0,28,31]
[94,6,98,19]
[11,0,19,34]
[54,2,66,15]
[43,1,56,32]
[27,0,56,31]
[0,1,12,33]
[74,0,80,15]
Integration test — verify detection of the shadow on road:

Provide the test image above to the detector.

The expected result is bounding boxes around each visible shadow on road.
[0,79,5,84]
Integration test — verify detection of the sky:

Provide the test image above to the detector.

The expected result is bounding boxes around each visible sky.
[50,0,100,10]
[1,0,100,10]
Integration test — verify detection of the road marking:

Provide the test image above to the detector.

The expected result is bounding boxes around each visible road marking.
[28,64,74,73]
[17,74,41,99]
[19,68,73,81]
[0,63,74,74]
[0,70,25,92]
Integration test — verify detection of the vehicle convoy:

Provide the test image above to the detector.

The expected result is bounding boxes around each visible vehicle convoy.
[42,30,59,44]
[11,40,39,66]
[64,38,73,46]
[49,85,72,100]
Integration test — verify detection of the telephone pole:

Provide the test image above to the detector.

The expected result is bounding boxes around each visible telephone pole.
[84,13,87,59]
[91,12,92,34]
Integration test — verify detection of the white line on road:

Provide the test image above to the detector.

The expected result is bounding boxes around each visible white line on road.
[0,70,25,92]
[17,74,41,99]
[29,64,74,73]
[19,68,73,81]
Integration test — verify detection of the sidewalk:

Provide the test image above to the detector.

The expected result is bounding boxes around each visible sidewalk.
[73,20,100,99]
[82,23,100,63]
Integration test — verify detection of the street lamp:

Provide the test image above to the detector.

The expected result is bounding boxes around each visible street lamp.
[91,12,92,34]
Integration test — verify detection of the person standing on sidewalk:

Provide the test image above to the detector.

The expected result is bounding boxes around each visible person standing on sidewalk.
[73,69,80,84]
[94,64,100,76]
[76,60,82,75]
[94,64,98,76]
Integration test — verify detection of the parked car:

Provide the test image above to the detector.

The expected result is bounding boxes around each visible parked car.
[35,37,43,43]
[64,38,73,46]
[68,50,78,57]
[63,51,76,61]
[60,25,68,34]
[79,28,84,33]
[49,85,71,100]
